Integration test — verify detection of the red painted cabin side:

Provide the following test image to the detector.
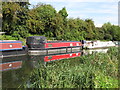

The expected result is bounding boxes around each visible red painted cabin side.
[26,36,83,49]
[45,42,82,48]
[0,40,22,51]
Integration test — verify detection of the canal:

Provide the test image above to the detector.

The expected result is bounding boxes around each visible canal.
[1,47,118,88]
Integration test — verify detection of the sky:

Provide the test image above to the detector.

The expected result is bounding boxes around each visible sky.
[29,0,119,27]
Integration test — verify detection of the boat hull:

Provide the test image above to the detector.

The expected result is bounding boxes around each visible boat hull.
[0,46,28,58]
[83,41,116,49]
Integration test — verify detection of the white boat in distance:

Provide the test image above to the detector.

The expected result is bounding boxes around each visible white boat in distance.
[83,40,116,49]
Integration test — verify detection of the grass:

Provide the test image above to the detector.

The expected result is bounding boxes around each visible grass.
[20,47,118,88]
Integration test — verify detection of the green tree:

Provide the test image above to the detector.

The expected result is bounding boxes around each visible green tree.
[85,19,95,40]
[27,3,57,38]
[102,22,114,40]
[2,2,29,39]
[58,7,68,19]
[104,34,112,40]
[3,2,120,41]
[110,25,120,41]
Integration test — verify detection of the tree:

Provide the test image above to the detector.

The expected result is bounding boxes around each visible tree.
[3,2,120,41]
[58,7,68,19]
[85,19,95,40]
[110,25,120,41]
[104,34,112,40]
[27,3,57,37]
[2,2,30,38]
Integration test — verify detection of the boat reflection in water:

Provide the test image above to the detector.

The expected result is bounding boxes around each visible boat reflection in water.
[44,52,81,62]
[2,51,82,88]
[83,48,108,55]
[2,55,32,88]
[0,61,22,71]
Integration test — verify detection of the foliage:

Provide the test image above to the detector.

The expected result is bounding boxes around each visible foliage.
[58,7,68,19]
[2,2,29,38]
[2,2,120,41]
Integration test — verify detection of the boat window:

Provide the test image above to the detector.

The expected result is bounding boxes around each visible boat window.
[48,56,52,59]
[48,44,52,47]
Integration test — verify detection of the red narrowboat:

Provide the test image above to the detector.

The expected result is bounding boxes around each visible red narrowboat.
[26,36,83,49]
[0,40,23,51]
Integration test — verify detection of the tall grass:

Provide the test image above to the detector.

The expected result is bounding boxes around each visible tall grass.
[21,47,118,88]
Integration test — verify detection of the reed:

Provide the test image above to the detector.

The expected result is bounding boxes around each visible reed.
[21,47,118,88]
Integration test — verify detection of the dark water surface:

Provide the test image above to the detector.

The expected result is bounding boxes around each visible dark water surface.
[1,49,109,88]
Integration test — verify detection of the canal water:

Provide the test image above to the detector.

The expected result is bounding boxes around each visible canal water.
[0,48,113,88]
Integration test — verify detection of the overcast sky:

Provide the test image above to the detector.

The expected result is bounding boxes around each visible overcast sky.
[29,0,119,27]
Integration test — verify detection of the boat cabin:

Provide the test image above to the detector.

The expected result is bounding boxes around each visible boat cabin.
[26,36,46,48]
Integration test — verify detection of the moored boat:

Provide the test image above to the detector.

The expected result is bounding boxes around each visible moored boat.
[83,40,116,49]
[0,40,28,57]
[0,40,22,51]
[26,36,83,49]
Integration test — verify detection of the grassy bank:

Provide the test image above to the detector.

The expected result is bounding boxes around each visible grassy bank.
[20,47,118,88]
[0,34,56,46]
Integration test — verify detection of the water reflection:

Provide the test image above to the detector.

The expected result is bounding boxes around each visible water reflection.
[2,55,34,88]
[83,48,108,55]
[0,61,22,71]
[1,48,108,88]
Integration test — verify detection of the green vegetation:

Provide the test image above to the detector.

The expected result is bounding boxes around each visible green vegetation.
[2,2,120,43]
[1,2,119,88]
[20,47,118,88]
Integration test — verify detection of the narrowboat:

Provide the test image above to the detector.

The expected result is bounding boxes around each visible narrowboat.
[0,40,22,51]
[0,40,28,57]
[26,36,83,49]
[83,40,116,49]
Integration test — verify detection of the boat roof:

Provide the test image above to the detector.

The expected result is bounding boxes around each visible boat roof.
[0,40,22,43]
[0,32,5,35]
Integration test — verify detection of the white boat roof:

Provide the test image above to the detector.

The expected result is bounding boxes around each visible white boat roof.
[0,32,5,35]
